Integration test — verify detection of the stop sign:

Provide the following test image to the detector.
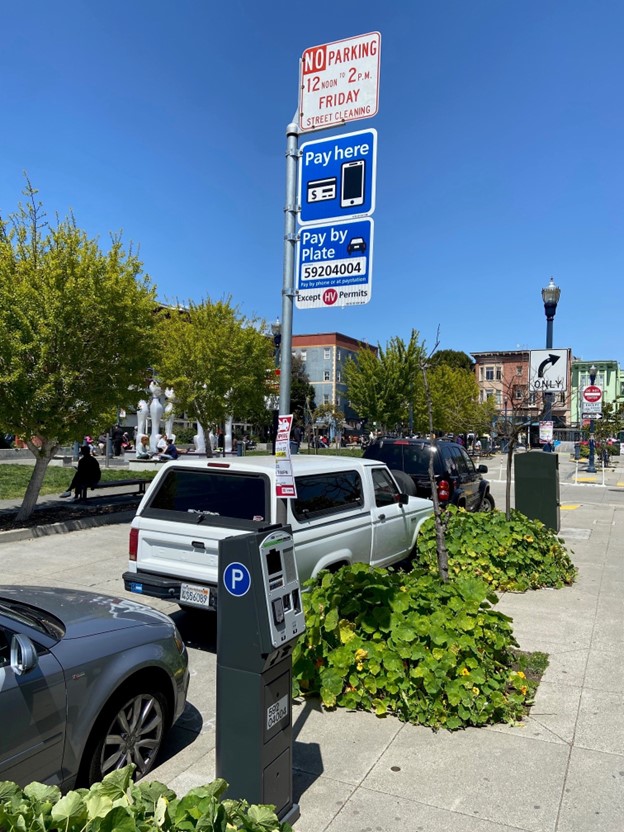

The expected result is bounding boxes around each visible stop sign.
[583,385,602,403]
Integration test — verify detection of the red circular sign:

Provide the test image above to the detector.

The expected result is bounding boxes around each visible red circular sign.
[323,289,338,305]
[583,385,602,403]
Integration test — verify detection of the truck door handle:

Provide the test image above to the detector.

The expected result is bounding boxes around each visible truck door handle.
[379,513,386,521]
[191,541,205,549]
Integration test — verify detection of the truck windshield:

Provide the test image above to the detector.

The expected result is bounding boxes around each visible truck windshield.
[147,469,269,523]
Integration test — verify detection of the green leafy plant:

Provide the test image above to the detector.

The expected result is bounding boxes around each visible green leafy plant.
[417,507,576,591]
[293,564,537,730]
[0,765,291,832]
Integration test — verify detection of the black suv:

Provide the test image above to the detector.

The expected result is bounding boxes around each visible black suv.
[363,437,494,512]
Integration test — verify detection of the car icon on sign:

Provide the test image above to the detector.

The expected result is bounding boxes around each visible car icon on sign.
[346,237,367,254]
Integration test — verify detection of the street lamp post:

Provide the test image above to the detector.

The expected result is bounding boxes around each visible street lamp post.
[587,364,597,473]
[541,276,561,450]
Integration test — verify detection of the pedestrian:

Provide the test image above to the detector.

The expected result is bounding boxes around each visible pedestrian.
[135,434,151,459]
[291,423,302,454]
[111,424,124,456]
[59,445,101,501]
[158,437,179,461]
[152,434,168,457]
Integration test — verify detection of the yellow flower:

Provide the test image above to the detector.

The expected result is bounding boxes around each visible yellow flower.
[460,667,470,676]
[517,671,526,679]
[356,661,364,671]
[520,685,528,695]
[354,648,368,662]
[400,585,408,592]
[524,535,534,542]
[472,687,480,696]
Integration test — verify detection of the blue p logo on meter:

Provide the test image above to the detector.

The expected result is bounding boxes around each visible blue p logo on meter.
[223,562,251,597]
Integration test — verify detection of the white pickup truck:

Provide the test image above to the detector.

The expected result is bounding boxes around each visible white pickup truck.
[122,455,433,611]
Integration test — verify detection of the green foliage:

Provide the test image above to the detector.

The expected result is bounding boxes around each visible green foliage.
[155,297,274,429]
[430,349,474,372]
[0,766,291,832]
[417,507,577,591]
[0,181,157,448]
[290,354,316,425]
[293,564,536,730]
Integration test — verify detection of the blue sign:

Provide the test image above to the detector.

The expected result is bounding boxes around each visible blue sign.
[298,129,377,225]
[296,218,373,309]
[223,562,251,597]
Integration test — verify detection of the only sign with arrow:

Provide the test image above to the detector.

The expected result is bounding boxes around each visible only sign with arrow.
[529,349,568,392]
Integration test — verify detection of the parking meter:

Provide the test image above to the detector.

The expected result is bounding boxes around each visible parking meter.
[216,526,305,825]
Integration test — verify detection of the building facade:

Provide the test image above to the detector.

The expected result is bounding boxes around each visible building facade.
[291,332,376,423]
[471,349,572,428]
[570,360,624,427]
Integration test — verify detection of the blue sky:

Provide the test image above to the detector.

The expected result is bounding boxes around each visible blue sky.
[2,1,622,363]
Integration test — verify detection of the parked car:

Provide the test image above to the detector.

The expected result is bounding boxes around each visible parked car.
[363,437,494,512]
[0,586,189,789]
[123,455,434,612]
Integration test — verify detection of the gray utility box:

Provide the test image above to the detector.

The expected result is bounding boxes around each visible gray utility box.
[514,451,560,532]
[216,526,305,826]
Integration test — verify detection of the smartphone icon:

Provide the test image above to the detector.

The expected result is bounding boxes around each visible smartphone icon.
[341,160,365,208]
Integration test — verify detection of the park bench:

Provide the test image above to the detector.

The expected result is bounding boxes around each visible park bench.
[78,478,149,501]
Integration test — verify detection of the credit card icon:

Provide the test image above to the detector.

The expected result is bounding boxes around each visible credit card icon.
[307,178,336,203]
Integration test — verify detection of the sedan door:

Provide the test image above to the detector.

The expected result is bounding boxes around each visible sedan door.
[0,624,66,786]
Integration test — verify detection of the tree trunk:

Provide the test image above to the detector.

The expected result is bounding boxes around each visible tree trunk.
[15,440,59,523]
[505,439,516,521]
[421,360,449,582]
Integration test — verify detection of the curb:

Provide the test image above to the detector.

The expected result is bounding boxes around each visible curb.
[0,509,136,544]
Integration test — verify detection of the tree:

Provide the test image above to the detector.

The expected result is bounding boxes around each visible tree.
[427,365,484,435]
[311,402,345,449]
[430,349,474,372]
[155,297,274,454]
[290,353,316,426]
[344,331,425,432]
[0,181,157,521]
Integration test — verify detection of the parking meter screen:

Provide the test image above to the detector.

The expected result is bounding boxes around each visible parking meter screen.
[266,548,282,576]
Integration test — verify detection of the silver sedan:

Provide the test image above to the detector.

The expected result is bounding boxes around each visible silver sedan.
[0,586,189,789]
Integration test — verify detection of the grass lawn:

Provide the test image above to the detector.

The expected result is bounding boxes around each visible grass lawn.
[0,465,156,501]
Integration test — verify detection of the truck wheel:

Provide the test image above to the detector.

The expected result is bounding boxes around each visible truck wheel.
[390,469,417,496]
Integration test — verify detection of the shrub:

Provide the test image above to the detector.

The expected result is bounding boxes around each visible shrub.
[293,564,536,730]
[0,766,291,832]
[417,507,576,591]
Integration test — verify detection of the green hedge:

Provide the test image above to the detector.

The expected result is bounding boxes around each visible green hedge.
[417,508,576,591]
[0,766,291,832]
[293,564,535,730]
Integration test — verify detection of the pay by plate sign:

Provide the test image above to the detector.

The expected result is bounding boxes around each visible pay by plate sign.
[296,218,373,308]
[299,32,381,132]
[275,414,297,498]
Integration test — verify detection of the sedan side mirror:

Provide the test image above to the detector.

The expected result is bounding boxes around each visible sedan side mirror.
[478,465,488,473]
[11,634,39,675]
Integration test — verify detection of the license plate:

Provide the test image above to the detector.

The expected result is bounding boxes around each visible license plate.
[180,582,215,609]
[129,582,143,594]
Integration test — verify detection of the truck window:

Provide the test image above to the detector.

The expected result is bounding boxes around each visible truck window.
[145,469,269,525]
[292,471,364,521]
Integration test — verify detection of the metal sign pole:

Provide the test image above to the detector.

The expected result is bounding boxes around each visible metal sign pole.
[279,115,299,417]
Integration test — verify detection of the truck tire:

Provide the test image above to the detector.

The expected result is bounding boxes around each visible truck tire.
[390,469,417,496]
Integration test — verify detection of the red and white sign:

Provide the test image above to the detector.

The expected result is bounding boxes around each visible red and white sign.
[275,414,297,498]
[582,385,602,403]
[299,32,381,133]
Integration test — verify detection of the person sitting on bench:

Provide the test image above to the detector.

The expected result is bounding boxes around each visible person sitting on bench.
[59,445,101,501]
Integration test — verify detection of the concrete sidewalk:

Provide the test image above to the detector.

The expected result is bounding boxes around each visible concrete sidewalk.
[0,469,622,830]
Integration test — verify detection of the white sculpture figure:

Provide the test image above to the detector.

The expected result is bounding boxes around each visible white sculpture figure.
[164,387,176,442]
[149,381,164,453]
[208,429,216,452]
[193,422,206,454]
[225,416,233,454]
[136,399,149,439]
